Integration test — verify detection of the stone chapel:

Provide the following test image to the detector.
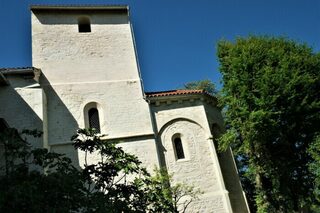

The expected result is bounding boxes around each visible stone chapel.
[0,5,249,212]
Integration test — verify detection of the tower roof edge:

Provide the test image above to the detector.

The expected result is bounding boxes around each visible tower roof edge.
[30,4,129,12]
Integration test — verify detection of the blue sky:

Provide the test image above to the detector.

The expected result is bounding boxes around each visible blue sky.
[0,0,319,91]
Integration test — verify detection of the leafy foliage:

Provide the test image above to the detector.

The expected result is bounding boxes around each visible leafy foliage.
[217,36,320,212]
[147,168,202,213]
[0,128,200,212]
[308,134,320,211]
[0,128,84,212]
[71,128,152,212]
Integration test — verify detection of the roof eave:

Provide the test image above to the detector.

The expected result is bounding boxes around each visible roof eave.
[0,67,41,82]
[1,68,33,75]
[146,93,218,107]
[30,5,129,11]
[146,93,202,100]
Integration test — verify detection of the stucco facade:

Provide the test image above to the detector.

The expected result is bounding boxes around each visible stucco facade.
[0,5,249,212]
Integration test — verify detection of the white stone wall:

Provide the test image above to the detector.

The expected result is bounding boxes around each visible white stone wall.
[30,8,159,174]
[151,101,233,212]
[32,11,139,83]
[31,9,154,146]
[160,119,232,212]
[204,104,250,213]
[152,102,210,132]
[41,81,154,145]
[0,76,45,148]
[160,120,220,191]
[118,138,160,173]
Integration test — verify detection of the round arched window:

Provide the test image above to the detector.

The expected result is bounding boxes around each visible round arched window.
[84,102,102,133]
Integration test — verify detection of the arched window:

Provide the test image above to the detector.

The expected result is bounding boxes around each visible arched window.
[173,135,185,160]
[78,17,91,33]
[88,108,100,133]
[84,102,103,133]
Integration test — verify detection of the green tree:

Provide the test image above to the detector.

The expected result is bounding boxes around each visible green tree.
[0,128,200,212]
[182,79,217,95]
[71,128,152,212]
[217,36,320,212]
[72,129,201,212]
[308,134,320,212]
[147,168,202,213]
[0,128,85,212]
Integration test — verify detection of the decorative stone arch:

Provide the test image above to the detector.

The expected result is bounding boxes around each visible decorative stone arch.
[157,118,204,162]
[83,102,104,133]
[157,117,204,138]
[158,117,221,185]
[159,118,206,158]
[156,117,233,212]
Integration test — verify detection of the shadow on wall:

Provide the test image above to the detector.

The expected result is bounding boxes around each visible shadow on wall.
[0,79,43,148]
[0,73,81,169]
[211,123,249,213]
[39,73,81,168]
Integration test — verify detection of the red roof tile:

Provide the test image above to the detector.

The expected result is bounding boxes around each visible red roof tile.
[145,89,208,97]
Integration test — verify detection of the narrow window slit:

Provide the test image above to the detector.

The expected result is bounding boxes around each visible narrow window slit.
[78,17,91,33]
[174,137,185,160]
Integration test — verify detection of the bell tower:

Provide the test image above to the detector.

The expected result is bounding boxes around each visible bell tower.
[31,5,155,155]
